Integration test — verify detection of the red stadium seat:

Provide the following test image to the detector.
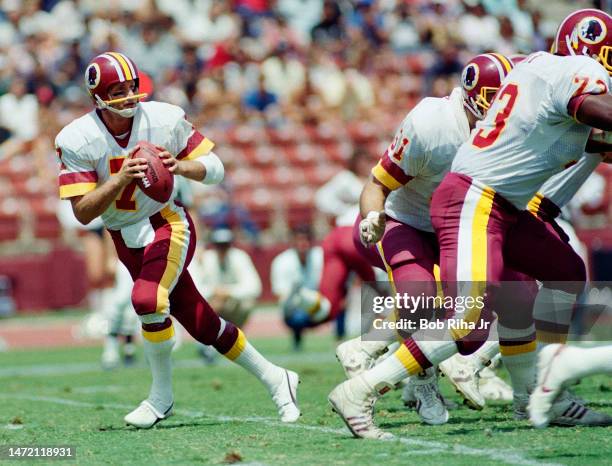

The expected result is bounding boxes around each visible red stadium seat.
[286,186,315,228]
[28,197,62,240]
[0,198,21,241]
[303,164,340,186]
[347,121,378,144]
[238,188,277,230]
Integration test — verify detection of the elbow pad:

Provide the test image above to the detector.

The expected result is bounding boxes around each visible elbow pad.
[201,151,224,185]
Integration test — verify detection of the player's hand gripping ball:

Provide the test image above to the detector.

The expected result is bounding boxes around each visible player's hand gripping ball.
[131,141,174,203]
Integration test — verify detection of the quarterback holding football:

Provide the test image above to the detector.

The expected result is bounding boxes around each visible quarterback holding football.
[56,52,300,428]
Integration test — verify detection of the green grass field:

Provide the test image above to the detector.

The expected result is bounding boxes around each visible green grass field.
[1,334,611,466]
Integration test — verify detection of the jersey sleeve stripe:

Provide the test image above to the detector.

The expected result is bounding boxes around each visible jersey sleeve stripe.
[177,132,215,160]
[59,171,99,185]
[59,182,97,199]
[372,160,411,191]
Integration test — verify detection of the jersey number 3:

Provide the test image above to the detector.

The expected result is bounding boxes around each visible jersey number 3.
[109,157,137,211]
[472,83,519,149]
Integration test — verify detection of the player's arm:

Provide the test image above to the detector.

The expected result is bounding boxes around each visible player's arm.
[167,111,224,184]
[360,176,389,218]
[575,93,612,132]
[359,122,418,245]
[71,151,148,225]
[157,145,224,184]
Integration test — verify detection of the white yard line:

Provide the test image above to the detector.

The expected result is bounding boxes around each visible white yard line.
[0,352,336,378]
[0,393,561,466]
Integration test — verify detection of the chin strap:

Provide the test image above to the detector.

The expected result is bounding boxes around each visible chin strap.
[95,93,148,118]
[463,100,484,120]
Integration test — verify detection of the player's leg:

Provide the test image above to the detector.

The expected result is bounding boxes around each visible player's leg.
[505,212,611,426]
[493,270,538,416]
[529,344,612,427]
[166,209,299,422]
[337,218,438,377]
[110,206,195,428]
[329,175,509,438]
[170,271,300,422]
[505,212,586,349]
[330,218,448,434]
[319,225,376,322]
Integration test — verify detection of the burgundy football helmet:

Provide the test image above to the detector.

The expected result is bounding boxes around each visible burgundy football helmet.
[461,53,514,120]
[551,8,612,75]
[84,52,147,117]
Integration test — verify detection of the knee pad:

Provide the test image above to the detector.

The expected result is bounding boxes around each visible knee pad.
[131,280,163,316]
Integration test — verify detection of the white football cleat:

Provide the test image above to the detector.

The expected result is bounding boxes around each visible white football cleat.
[336,337,386,379]
[403,369,449,425]
[478,366,513,401]
[328,376,394,440]
[124,400,173,429]
[439,354,485,410]
[527,344,567,427]
[528,344,612,428]
[270,369,300,423]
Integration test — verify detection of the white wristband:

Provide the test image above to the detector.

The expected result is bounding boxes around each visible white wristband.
[200,151,225,185]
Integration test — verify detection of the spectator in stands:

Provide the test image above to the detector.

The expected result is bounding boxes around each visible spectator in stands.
[190,228,262,328]
[458,0,501,52]
[242,72,278,113]
[261,44,306,103]
[311,1,345,47]
[0,76,39,142]
[123,19,180,77]
[271,225,323,349]
[276,0,322,45]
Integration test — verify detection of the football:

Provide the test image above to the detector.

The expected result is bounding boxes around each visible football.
[131,140,174,203]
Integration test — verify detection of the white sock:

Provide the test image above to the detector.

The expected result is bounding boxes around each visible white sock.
[469,340,500,372]
[143,336,175,411]
[230,331,282,392]
[362,349,410,392]
[497,323,536,397]
[362,339,455,392]
[501,351,536,398]
[416,339,458,365]
[533,287,576,349]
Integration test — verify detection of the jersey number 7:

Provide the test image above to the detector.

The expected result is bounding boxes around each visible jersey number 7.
[472,83,519,149]
[109,157,137,211]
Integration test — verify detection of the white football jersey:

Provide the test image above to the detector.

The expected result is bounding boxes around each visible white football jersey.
[56,101,214,231]
[534,152,602,209]
[452,52,610,209]
[372,87,470,232]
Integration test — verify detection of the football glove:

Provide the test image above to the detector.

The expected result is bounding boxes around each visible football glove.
[359,211,386,246]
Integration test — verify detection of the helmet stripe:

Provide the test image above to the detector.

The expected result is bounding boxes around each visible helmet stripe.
[482,53,505,82]
[120,53,138,80]
[108,52,133,81]
[100,53,125,82]
[490,53,513,74]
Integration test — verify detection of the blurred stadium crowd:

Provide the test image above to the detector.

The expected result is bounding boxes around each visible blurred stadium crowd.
[0,0,610,269]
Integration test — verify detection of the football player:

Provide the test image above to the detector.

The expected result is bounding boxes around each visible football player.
[330,8,612,437]
[330,53,520,435]
[56,52,300,428]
